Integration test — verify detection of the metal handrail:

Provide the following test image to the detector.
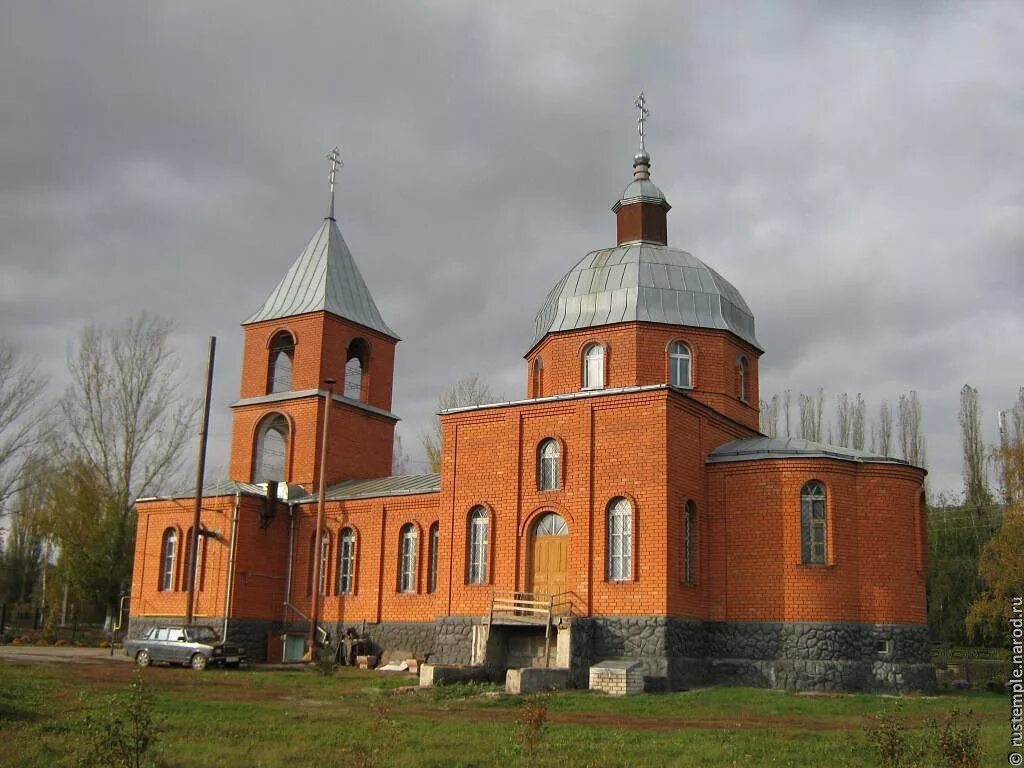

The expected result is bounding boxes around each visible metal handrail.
[487,590,575,668]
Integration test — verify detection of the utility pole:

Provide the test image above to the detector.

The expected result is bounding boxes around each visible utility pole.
[186,337,216,624]
[309,378,336,655]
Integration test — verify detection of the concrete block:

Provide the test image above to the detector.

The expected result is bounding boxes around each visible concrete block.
[419,663,490,688]
[506,666,571,694]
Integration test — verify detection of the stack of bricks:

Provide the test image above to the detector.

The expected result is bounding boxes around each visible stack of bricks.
[589,660,644,696]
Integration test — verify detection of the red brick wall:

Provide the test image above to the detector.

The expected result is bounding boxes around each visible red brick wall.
[705,458,927,626]
[230,398,395,489]
[231,310,397,490]
[239,313,395,411]
[526,322,761,431]
[134,377,926,636]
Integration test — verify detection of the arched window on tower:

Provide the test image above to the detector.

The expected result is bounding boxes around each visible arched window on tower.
[538,439,561,491]
[736,355,749,402]
[467,507,489,584]
[253,414,289,482]
[607,497,633,581]
[800,481,828,565]
[159,528,177,592]
[532,357,544,397]
[344,338,370,401]
[669,342,692,388]
[268,331,295,394]
[583,343,605,390]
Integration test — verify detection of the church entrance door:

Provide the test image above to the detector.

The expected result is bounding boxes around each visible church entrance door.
[529,512,568,597]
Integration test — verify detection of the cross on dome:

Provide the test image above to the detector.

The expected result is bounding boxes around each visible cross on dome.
[634,90,649,154]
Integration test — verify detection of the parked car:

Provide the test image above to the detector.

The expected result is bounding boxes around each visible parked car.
[125,625,246,670]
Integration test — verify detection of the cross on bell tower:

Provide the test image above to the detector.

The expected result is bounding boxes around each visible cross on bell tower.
[326,146,343,221]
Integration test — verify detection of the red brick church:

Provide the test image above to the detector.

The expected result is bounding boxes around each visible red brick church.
[129,118,933,692]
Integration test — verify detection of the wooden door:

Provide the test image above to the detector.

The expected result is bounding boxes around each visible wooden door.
[530,513,568,597]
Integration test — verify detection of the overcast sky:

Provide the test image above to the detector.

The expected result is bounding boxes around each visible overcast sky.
[2,1,1022,497]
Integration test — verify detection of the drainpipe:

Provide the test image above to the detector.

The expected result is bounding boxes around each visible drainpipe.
[284,501,296,619]
[222,492,241,641]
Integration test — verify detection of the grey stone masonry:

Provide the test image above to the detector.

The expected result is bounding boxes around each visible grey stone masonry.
[434,617,477,665]
[568,617,934,693]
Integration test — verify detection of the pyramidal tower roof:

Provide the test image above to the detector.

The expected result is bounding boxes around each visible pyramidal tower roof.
[245,149,398,339]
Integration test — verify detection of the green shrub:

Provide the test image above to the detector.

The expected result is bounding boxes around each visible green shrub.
[863,700,925,768]
[930,708,982,768]
[76,671,158,768]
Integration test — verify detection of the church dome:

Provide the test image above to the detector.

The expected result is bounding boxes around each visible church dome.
[530,243,760,351]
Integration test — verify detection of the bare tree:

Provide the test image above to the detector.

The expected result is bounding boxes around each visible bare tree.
[958,384,990,511]
[782,390,792,437]
[897,390,926,468]
[850,394,866,450]
[392,431,409,475]
[874,399,894,456]
[0,340,50,512]
[997,388,1024,505]
[798,389,824,442]
[759,394,780,437]
[50,313,198,615]
[835,393,852,448]
[421,374,500,473]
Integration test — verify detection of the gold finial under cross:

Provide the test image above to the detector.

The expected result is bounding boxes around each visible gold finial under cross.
[634,91,649,153]
[327,146,343,193]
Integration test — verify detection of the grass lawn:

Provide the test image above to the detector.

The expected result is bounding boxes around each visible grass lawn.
[0,659,1011,767]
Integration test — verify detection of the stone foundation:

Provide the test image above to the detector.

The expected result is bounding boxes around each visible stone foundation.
[571,617,935,693]
[130,613,934,693]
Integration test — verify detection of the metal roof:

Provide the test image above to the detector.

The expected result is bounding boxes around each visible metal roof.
[530,244,760,351]
[137,479,269,502]
[611,178,670,212]
[707,437,911,466]
[245,216,398,339]
[312,474,441,502]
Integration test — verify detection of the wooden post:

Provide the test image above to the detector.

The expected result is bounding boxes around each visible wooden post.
[186,336,216,624]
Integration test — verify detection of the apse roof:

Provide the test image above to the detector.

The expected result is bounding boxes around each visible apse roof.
[245,216,398,339]
[707,437,911,466]
[530,244,760,351]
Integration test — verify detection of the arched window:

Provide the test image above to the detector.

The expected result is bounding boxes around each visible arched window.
[538,439,561,491]
[532,357,544,397]
[399,524,418,593]
[337,528,356,595]
[308,530,330,595]
[253,414,289,482]
[428,523,440,594]
[182,527,205,593]
[159,528,177,592]
[736,356,749,402]
[800,481,827,564]
[683,501,696,584]
[467,507,489,584]
[344,338,370,401]
[607,497,633,581]
[534,512,568,536]
[268,331,295,394]
[669,342,692,388]
[583,343,605,390]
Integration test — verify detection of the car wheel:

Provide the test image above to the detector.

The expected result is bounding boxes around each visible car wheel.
[135,650,151,668]
[190,653,208,671]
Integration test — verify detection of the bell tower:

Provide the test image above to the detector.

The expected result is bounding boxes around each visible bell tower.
[229,148,400,491]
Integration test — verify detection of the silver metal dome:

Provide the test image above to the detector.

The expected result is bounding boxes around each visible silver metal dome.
[530,243,760,351]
